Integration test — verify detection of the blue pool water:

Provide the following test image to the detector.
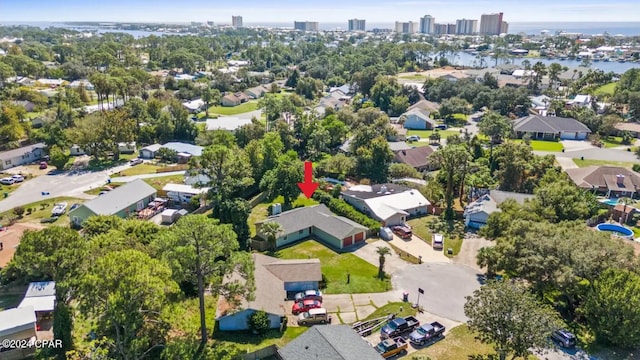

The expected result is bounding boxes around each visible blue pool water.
[596,223,634,239]
[602,198,619,206]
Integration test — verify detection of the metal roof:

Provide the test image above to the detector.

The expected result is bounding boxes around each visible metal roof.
[76,179,156,216]
[0,306,36,337]
[162,142,203,156]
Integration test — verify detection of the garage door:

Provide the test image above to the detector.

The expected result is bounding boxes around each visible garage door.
[343,236,353,247]
[560,132,577,140]
[354,232,364,243]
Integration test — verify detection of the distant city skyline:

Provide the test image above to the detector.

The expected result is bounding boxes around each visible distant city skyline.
[1,0,640,23]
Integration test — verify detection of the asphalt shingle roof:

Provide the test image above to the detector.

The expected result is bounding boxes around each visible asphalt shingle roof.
[0,143,45,161]
[278,325,384,360]
[257,204,367,240]
[566,166,640,191]
[393,146,434,168]
[513,115,591,134]
[80,179,156,215]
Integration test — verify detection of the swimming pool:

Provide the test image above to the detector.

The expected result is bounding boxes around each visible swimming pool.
[601,198,619,206]
[596,223,634,239]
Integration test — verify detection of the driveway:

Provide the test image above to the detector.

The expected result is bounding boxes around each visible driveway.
[353,240,409,275]
[387,234,451,264]
[393,262,482,322]
[453,233,493,272]
[556,157,579,170]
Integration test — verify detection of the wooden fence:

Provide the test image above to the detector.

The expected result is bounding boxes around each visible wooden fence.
[242,345,278,360]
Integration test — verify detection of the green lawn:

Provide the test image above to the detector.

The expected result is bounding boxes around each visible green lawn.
[143,175,186,190]
[361,302,417,322]
[0,180,22,196]
[405,141,433,148]
[275,240,391,294]
[600,136,628,148]
[573,158,636,169]
[594,82,617,97]
[248,195,319,237]
[84,182,126,195]
[411,325,498,360]
[406,129,461,139]
[407,216,437,245]
[213,326,308,353]
[398,73,428,81]
[117,163,162,176]
[208,101,258,115]
[513,139,564,152]
[0,196,84,227]
[165,296,217,339]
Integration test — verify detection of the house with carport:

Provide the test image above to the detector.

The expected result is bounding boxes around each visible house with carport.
[512,115,591,140]
[216,253,322,331]
[341,184,430,226]
[464,190,535,229]
[69,179,157,226]
[255,204,368,249]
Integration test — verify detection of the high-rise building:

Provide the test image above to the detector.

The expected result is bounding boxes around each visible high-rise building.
[419,15,435,34]
[500,21,509,34]
[348,19,366,31]
[294,21,319,32]
[434,23,454,35]
[232,16,243,28]
[447,23,457,35]
[455,19,478,35]
[479,12,504,35]
[394,21,418,34]
[206,21,214,26]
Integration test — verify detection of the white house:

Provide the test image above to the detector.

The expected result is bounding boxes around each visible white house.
[0,143,46,171]
[162,183,209,204]
[182,98,206,113]
[68,79,94,90]
[18,281,56,316]
[512,69,536,78]
[402,108,435,130]
[341,184,430,226]
[118,142,136,154]
[567,94,592,108]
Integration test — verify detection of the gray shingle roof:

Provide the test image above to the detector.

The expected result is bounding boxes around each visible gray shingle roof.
[513,115,591,134]
[80,179,156,215]
[162,142,203,156]
[256,204,367,240]
[0,143,45,161]
[566,166,640,191]
[279,325,384,360]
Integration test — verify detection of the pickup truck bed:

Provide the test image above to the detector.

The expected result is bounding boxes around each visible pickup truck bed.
[381,316,421,339]
[375,337,408,358]
[408,321,446,346]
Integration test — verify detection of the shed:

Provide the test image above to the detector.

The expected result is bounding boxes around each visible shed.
[161,209,180,224]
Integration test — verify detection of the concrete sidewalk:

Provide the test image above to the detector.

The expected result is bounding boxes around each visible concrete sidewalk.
[555,157,578,170]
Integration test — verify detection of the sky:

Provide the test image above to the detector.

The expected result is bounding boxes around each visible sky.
[1,0,640,23]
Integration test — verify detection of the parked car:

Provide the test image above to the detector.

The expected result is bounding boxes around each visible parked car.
[381,316,420,339]
[294,289,323,302]
[297,308,331,326]
[435,124,448,130]
[374,337,408,358]
[408,322,445,346]
[432,233,444,250]
[392,225,412,239]
[69,203,80,211]
[407,135,421,142]
[11,175,24,183]
[129,158,144,166]
[552,329,576,348]
[51,202,68,217]
[39,161,48,169]
[292,299,322,315]
[0,177,15,185]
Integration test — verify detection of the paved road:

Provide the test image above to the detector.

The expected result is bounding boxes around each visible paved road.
[0,163,132,213]
[392,262,482,323]
[537,147,639,162]
[109,170,186,183]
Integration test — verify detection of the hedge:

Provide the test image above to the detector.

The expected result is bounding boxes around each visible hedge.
[313,190,380,232]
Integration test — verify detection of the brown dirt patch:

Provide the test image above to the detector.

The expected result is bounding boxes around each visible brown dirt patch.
[0,223,44,267]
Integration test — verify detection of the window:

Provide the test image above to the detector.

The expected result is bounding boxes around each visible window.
[4,160,11,165]
[136,200,144,211]
[298,229,304,234]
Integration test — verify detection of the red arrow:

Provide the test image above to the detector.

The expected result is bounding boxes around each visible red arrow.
[298,161,319,198]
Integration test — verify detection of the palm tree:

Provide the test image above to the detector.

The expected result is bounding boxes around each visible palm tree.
[261,221,283,250]
[476,246,499,278]
[376,246,392,279]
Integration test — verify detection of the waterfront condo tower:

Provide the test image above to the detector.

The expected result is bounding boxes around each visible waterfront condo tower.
[479,12,504,35]
[348,19,366,31]
[232,16,243,28]
[419,15,435,34]
[294,21,319,32]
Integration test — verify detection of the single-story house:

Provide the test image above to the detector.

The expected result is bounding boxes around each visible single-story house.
[0,306,37,359]
[216,253,322,331]
[0,143,46,171]
[244,86,267,99]
[69,179,157,226]
[174,74,196,81]
[184,171,211,186]
[388,124,407,141]
[387,141,412,152]
[18,281,56,315]
[162,183,209,204]
[615,122,640,138]
[464,190,535,229]
[182,98,206,113]
[512,69,536,78]
[35,78,66,87]
[512,115,591,140]
[139,144,162,159]
[566,166,640,198]
[407,99,440,113]
[70,144,85,156]
[342,184,431,226]
[68,79,94,90]
[567,94,592,108]
[402,108,435,130]
[205,117,253,132]
[118,142,136,154]
[31,117,45,128]
[329,84,354,96]
[255,204,369,249]
[221,92,250,107]
[439,72,470,82]
[530,95,551,115]
[12,100,36,112]
[278,325,384,360]
[393,146,434,172]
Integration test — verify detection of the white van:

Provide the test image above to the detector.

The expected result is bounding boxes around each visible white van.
[432,233,444,250]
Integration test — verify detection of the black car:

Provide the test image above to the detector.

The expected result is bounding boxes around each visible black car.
[551,329,576,348]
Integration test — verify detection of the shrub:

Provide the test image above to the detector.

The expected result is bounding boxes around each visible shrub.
[633,164,640,173]
[248,310,271,335]
[313,190,380,232]
[26,207,32,215]
[12,206,25,218]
